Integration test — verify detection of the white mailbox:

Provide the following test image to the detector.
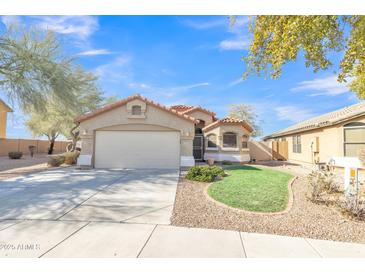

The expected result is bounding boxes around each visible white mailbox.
[330,157,362,190]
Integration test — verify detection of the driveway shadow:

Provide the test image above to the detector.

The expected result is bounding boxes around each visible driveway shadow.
[0,168,179,222]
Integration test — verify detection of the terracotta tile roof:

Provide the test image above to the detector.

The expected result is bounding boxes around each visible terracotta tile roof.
[203,117,254,133]
[75,94,197,123]
[264,101,365,139]
[0,99,12,112]
[181,106,216,117]
[170,105,194,111]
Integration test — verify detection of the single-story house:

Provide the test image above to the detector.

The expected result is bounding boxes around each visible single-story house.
[0,99,13,139]
[264,101,365,167]
[75,94,253,169]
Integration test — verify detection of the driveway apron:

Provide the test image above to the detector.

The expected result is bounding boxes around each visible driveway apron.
[0,168,179,223]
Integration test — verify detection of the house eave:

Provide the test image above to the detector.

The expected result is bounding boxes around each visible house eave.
[75,94,197,124]
[264,112,365,140]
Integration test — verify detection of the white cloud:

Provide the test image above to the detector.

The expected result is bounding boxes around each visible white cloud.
[227,16,250,34]
[219,38,250,50]
[128,83,151,89]
[1,16,20,27]
[77,49,113,56]
[163,82,210,97]
[181,16,248,31]
[1,16,99,52]
[291,75,349,96]
[128,81,210,98]
[171,82,210,90]
[31,16,98,39]
[180,17,228,30]
[228,77,243,87]
[274,106,314,123]
[181,16,251,51]
[219,17,251,51]
[1,16,99,41]
[94,55,133,80]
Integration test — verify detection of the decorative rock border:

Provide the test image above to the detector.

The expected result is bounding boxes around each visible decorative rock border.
[203,175,298,215]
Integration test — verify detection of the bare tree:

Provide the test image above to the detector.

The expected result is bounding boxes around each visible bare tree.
[228,104,262,137]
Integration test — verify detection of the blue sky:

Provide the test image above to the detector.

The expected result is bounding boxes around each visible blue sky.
[0,15,360,139]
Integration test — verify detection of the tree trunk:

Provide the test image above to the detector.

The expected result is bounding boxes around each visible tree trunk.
[67,124,80,152]
[48,138,56,154]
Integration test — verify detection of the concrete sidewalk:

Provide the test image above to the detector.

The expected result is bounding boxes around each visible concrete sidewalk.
[1,220,365,258]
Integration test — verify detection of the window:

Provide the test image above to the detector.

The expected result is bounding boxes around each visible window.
[292,135,301,153]
[207,134,217,148]
[242,135,249,149]
[344,122,365,157]
[223,132,237,148]
[131,105,142,115]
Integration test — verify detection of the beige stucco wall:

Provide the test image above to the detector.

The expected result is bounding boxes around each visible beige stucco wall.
[0,110,8,139]
[79,99,195,158]
[248,141,272,161]
[274,116,365,165]
[204,124,251,156]
[187,110,214,126]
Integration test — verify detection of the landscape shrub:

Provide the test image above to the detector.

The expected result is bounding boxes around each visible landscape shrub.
[186,166,225,182]
[359,149,365,165]
[63,151,80,165]
[8,151,23,159]
[341,190,365,220]
[209,166,226,177]
[222,160,232,165]
[307,169,342,202]
[47,154,65,167]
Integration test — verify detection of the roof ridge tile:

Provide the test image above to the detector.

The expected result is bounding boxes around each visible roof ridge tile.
[75,94,196,123]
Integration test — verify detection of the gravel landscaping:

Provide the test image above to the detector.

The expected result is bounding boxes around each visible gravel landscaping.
[171,163,365,244]
[0,154,48,171]
[0,154,53,180]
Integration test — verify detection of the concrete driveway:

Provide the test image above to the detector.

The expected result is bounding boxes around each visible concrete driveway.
[1,167,365,258]
[0,167,179,223]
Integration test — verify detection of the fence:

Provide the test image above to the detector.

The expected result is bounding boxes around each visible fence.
[248,141,273,161]
[272,141,288,161]
[0,138,70,156]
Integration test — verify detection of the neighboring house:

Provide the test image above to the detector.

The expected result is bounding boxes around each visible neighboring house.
[75,94,253,169]
[264,101,365,166]
[0,99,12,138]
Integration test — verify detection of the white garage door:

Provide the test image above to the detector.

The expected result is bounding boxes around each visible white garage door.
[94,131,180,169]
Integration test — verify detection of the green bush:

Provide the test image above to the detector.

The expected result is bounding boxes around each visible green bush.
[8,151,23,159]
[47,154,65,167]
[186,166,225,182]
[63,151,80,165]
[222,160,232,165]
[209,166,226,177]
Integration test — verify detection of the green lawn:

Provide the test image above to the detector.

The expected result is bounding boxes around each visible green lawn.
[207,165,293,213]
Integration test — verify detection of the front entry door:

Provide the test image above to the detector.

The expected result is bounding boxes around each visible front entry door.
[193,134,204,161]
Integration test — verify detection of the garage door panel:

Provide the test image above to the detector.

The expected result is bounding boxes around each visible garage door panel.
[95,131,180,169]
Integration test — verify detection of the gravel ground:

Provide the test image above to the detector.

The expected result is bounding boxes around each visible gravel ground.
[0,154,53,180]
[0,154,48,171]
[171,163,365,244]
